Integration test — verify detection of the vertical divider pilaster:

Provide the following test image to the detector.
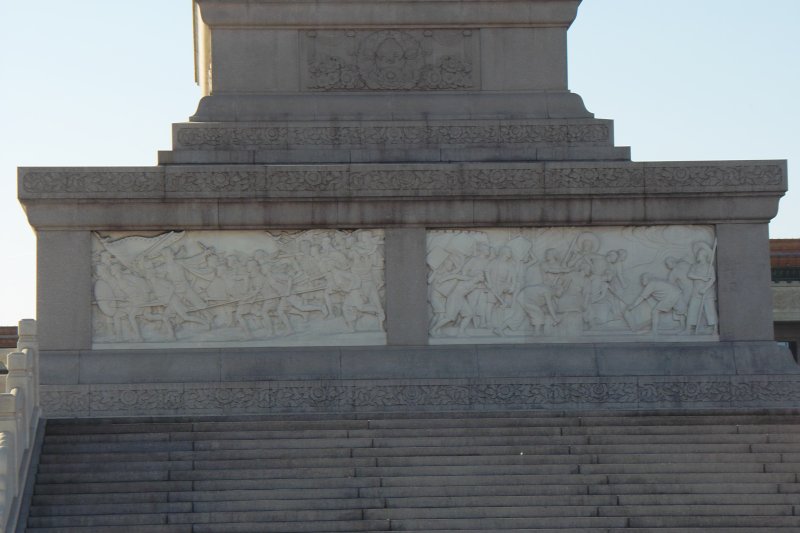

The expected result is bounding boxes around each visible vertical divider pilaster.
[385,227,429,346]
[716,223,774,341]
[36,231,93,351]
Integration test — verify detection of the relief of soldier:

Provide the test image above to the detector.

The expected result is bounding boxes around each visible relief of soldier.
[427,227,718,341]
[92,230,385,345]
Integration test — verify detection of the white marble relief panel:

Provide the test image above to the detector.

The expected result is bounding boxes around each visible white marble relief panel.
[92,230,386,348]
[428,226,718,343]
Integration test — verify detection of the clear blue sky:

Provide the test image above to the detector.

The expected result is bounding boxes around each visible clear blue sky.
[0,0,797,325]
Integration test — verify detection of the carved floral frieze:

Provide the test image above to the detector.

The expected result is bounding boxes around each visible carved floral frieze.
[646,165,784,189]
[173,123,611,150]
[40,377,800,416]
[428,226,719,343]
[20,164,785,197]
[92,230,386,348]
[21,170,162,194]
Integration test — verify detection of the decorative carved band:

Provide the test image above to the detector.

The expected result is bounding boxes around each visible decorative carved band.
[20,164,786,197]
[303,30,478,91]
[40,377,800,416]
[21,170,163,195]
[173,123,611,150]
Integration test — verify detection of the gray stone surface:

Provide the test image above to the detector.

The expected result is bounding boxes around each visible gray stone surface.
[385,228,428,345]
[36,231,92,351]
[220,350,341,381]
[717,223,774,341]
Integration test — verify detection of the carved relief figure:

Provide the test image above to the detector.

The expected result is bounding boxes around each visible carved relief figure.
[92,230,386,347]
[628,273,686,335]
[686,241,718,334]
[428,226,718,343]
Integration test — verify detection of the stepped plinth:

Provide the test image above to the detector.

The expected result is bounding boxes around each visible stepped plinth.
[18,0,795,417]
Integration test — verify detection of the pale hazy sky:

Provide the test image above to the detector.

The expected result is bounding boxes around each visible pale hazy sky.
[0,1,797,325]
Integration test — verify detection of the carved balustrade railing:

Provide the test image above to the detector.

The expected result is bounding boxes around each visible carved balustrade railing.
[0,319,39,531]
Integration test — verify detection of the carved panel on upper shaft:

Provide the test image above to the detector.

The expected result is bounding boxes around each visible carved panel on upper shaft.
[428,226,718,344]
[302,29,478,91]
[92,230,386,348]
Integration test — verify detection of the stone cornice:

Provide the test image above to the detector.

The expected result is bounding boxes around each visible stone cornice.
[18,161,787,229]
[195,0,582,29]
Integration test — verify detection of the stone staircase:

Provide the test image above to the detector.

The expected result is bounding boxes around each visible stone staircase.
[22,410,800,532]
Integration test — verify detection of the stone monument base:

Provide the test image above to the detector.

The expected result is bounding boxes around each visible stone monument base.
[39,342,800,417]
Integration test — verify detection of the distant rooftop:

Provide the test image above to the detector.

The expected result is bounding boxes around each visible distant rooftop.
[0,326,17,349]
[771,239,800,282]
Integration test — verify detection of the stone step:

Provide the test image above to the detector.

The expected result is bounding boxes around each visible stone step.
[387,516,632,529]
[594,452,783,464]
[768,462,800,473]
[38,451,173,464]
[34,476,380,496]
[578,462,768,475]
[617,492,800,505]
[50,420,800,442]
[40,428,800,450]
[28,509,365,529]
[588,482,785,495]
[43,428,353,443]
[44,421,196,435]
[600,504,794,517]
[43,437,373,454]
[27,527,191,533]
[30,497,385,517]
[407,530,799,533]
[367,503,795,520]
[29,502,193,517]
[50,432,800,451]
[28,513,170,528]
[36,469,174,484]
[627,516,800,528]
[200,494,619,513]
[33,480,194,495]
[192,476,381,492]
[170,487,361,503]
[190,520,391,532]
[169,463,582,483]
[32,491,170,506]
[602,472,797,485]
[42,447,356,464]
[359,480,783,499]
[41,441,194,455]
[379,473,611,488]
[37,465,361,484]
[33,487,360,507]
[43,413,800,435]
[192,453,575,471]
[371,506,599,520]
[372,451,782,467]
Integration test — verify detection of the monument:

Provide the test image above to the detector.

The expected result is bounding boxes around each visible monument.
[19,0,795,417]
